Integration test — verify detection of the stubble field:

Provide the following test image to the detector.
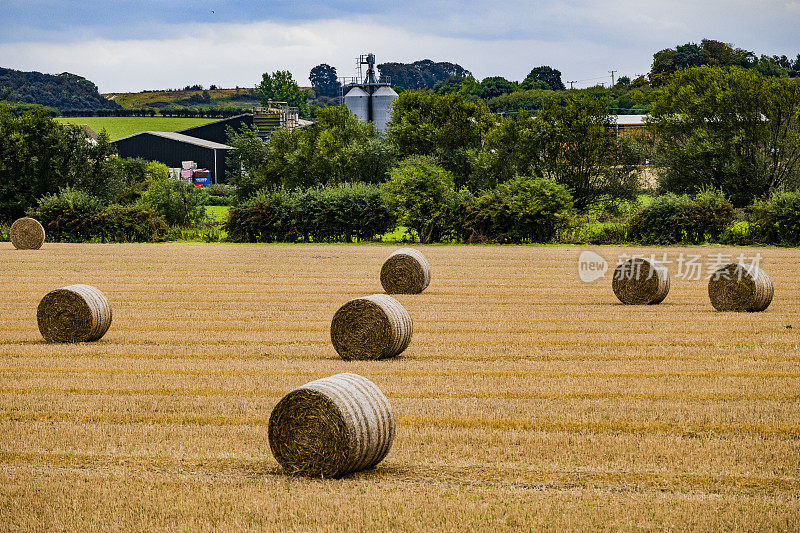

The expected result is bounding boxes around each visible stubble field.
[1,243,799,531]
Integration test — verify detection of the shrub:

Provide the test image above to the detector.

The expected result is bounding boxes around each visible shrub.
[29,187,104,242]
[91,204,168,242]
[29,188,167,242]
[466,175,575,243]
[225,183,394,243]
[748,189,800,246]
[629,190,735,244]
[224,188,293,243]
[138,179,208,227]
[383,156,456,243]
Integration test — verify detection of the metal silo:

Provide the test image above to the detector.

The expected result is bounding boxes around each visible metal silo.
[344,86,369,123]
[370,86,398,133]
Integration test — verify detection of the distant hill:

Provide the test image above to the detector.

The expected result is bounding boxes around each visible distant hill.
[105,88,261,111]
[0,67,119,111]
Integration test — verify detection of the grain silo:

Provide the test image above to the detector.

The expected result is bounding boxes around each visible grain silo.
[342,53,398,133]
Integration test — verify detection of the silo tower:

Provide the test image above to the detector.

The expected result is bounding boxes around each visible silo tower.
[342,53,398,133]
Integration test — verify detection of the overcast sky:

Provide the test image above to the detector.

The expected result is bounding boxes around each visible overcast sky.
[2,1,799,93]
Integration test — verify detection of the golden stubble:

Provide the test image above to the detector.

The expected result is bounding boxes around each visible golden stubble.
[1,243,799,531]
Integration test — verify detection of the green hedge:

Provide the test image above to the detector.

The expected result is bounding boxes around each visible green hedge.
[465,175,574,243]
[225,183,394,243]
[29,188,168,242]
[629,190,735,244]
[748,189,800,246]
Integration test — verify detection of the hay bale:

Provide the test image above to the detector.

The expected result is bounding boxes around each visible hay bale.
[612,257,670,305]
[330,294,412,360]
[708,263,774,312]
[269,372,395,477]
[380,248,431,294]
[9,217,45,250]
[37,284,112,342]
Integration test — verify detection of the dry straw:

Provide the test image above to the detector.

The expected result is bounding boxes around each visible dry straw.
[708,263,774,312]
[268,373,395,477]
[380,248,431,294]
[330,294,412,360]
[37,284,112,342]
[612,257,670,305]
[9,217,45,250]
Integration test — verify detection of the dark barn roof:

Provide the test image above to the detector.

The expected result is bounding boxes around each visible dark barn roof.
[112,131,233,184]
[177,113,254,145]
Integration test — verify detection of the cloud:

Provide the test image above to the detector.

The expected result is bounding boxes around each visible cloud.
[1,2,798,92]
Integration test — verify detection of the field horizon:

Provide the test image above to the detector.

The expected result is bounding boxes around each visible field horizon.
[1,243,798,531]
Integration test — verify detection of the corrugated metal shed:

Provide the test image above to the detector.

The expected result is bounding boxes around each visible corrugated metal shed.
[177,113,254,145]
[112,131,233,184]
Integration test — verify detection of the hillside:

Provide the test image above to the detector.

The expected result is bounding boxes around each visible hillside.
[56,116,218,140]
[0,67,119,111]
[104,88,261,110]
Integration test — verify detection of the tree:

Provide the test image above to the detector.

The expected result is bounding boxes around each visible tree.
[531,93,639,210]
[434,76,480,95]
[383,156,456,243]
[0,105,121,221]
[256,70,309,116]
[376,60,472,90]
[475,76,517,99]
[309,64,341,98]
[227,105,394,199]
[649,66,800,206]
[386,90,495,187]
[521,66,566,91]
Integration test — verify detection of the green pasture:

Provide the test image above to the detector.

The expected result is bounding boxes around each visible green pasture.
[57,117,218,140]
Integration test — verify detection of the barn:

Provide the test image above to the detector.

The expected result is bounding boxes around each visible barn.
[176,113,253,145]
[112,131,233,184]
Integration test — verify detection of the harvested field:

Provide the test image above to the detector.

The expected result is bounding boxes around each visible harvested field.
[1,243,799,531]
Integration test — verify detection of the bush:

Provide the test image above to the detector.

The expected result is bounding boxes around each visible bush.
[748,189,800,246]
[224,188,293,243]
[225,183,394,243]
[91,204,168,242]
[465,175,575,243]
[138,179,208,227]
[29,187,104,242]
[29,187,167,242]
[629,190,735,244]
[383,156,456,243]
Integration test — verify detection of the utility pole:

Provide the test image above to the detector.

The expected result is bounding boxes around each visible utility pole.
[567,80,576,89]
[609,70,617,87]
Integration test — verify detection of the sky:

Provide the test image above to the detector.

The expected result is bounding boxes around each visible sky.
[1,1,799,93]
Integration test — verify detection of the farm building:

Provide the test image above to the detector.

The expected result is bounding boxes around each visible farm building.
[176,113,253,145]
[112,131,233,184]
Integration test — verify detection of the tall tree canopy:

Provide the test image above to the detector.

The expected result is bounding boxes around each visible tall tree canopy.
[376,60,472,90]
[649,66,800,205]
[309,64,341,98]
[521,66,566,91]
[256,70,308,116]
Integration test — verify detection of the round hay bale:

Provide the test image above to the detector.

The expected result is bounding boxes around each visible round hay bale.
[9,217,45,250]
[612,257,670,305]
[708,263,774,312]
[330,294,412,360]
[37,284,112,343]
[269,372,395,478]
[380,248,431,294]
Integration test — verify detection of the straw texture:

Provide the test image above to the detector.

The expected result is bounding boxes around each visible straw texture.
[708,263,774,312]
[268,373,395,478]
[612,257,670,305]
[37,284,112,342]
[380,248,431,294]
[10,217,45,250]
[330,294,412,360]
